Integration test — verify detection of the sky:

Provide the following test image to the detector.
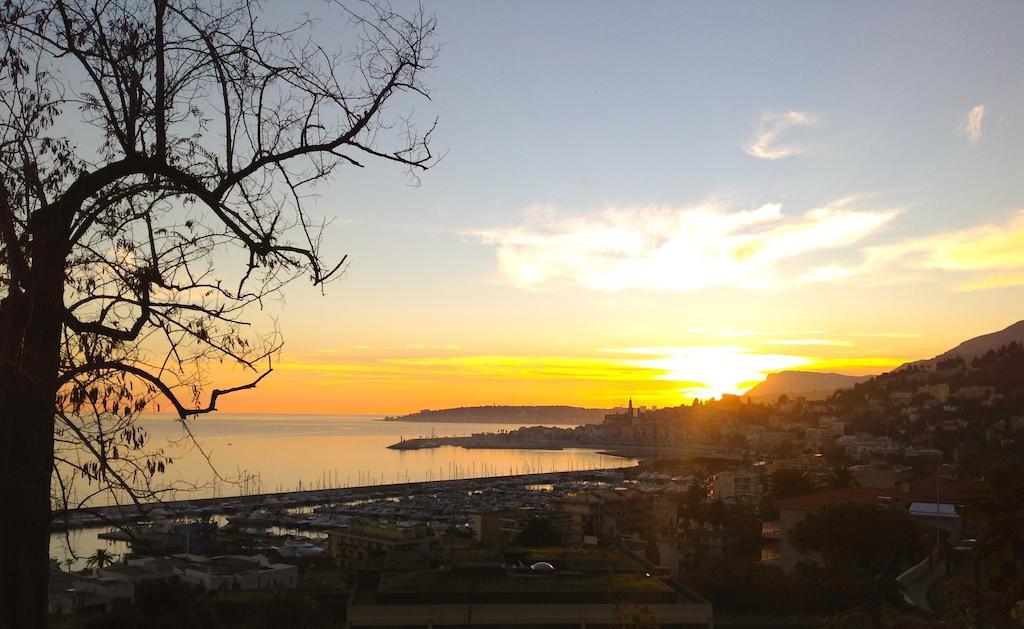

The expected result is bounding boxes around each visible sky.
[213,0,1023,414]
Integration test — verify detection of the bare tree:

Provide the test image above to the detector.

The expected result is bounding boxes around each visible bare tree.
[0,0,438,626]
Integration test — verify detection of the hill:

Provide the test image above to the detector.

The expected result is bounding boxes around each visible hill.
[744,371,869,401]
[385,405,609,424]
[829,335,1024,445]
[898,319,1024,371]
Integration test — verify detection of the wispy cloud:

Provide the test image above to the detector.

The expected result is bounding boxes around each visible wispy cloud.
[688,327,827,338]
[277,354,667,383]
[957,105,985,144]
[744,111,822,160]
[474,198,897,293]
[845,332,923,339]
[761,339,855,347]
[803,210,1024,291]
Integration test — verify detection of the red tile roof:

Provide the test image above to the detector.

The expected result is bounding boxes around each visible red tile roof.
[776,487,898,512]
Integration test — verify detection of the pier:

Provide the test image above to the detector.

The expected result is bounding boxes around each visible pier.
[50,466,636,532]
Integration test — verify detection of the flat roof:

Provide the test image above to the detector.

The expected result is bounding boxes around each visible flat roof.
[909,502,959,519]
[372,546,709,605]
[775,487,894,511]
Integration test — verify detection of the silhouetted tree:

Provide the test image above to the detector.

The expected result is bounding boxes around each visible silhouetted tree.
[0,1,438,626]
[84,548,116,572]
[789,502,924,578]
[512,517,564,547]
[680,478,707,517]
[769,468,817,501]
[643,535,661,565]
[824,464,857,490]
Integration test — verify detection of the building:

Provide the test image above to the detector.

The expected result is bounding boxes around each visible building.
[850,462,914,489]
[804,427,827,450]
[746,430,795,453]
[552,488,676,543]
[711,469,764,505]
[346,547,713,628]
[908,502,962,545]
[890,391,914,405]
[471,508,575,547]
[904,447,943,465]
[836,434,900,460]
[327,520,427,569]
[818,416,846,437]
[50,556,180,614]
[85,557,178,600]
[917,383,950,403]
[175,554,298,591]
[677,518,740,570]
[953,385,994,402]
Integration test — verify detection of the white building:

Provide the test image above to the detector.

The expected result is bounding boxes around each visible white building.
[711,469,764,505]
[836,434,899,460]
[175,554,298,591]
[818,416,846,438]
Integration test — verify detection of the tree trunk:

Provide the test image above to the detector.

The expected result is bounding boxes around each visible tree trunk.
[0,216,68,629]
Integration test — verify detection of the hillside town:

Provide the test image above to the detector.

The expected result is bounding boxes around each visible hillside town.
[45,335,1024,627]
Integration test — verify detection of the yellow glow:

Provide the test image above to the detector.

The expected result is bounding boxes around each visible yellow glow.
[954,272,1024,292]
[805,357,912,373]
[812,210,1024,290]
[923,213,1024,272]
[188,331,937,414]
[613,346,811,399]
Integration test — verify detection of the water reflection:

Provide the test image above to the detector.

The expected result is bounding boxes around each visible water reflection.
[59,415,630,505]
[51,415,636,569]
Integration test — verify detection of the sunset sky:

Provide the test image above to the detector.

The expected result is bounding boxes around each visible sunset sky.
[216,0,1023,414]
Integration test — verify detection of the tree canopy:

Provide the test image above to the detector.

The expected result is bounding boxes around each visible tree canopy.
[0,1,438,626]
[789,502,926,577]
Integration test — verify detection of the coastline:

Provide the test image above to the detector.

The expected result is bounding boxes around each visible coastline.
[388,435,746,461]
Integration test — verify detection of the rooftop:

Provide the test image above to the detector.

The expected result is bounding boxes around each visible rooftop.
[373,546,701,604]
[909,502,960,519]
[775,487,897,511]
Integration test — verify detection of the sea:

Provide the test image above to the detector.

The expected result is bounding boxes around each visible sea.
[51,413,633,569]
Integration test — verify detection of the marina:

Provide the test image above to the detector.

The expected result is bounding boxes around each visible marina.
[50,467,641,571]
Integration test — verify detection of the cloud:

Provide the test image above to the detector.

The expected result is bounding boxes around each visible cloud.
[474,198,897,293]
[760,339,855,347]
[954,272,1024,292]
[845,332,923,339]
[803,210,1024,291]
[744,111,822,160]
[957,105,985,144]
[277,353,668,383]
[688,327,827,337]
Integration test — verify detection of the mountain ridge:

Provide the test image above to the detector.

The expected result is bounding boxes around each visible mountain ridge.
[897,319,1024,371]
[384,405,610,424]
[747,319,1024,401]
[744,371,869,401]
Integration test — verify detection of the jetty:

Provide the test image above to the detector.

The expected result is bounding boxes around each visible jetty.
[50,466,635,532]
[389,434,747,461]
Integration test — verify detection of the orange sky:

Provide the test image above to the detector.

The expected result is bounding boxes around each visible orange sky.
[156,1,1024,416]
[200,321,973,415]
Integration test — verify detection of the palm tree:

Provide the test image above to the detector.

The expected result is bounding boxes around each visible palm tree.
[769,469,816,500]
[85,549,116,573]
[825,464,858,490]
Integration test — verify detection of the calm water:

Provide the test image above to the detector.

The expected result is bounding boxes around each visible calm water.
[76,413,628,500]
[51,414,633,568]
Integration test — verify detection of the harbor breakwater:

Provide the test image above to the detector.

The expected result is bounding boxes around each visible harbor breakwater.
[51,465,637,532]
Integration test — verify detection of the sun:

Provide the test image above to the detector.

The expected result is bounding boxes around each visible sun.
[623,346,811,400]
